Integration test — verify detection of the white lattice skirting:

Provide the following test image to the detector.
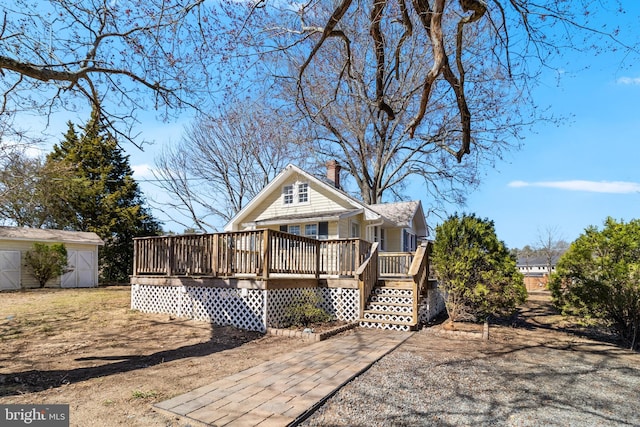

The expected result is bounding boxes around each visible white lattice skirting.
[419,288,446,324]
[131,284,359,333]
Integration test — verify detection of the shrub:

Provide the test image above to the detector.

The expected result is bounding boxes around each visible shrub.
[285,290,333,327]
[432,213,527,322]
[549,217,640,350]
[24,243,68,288]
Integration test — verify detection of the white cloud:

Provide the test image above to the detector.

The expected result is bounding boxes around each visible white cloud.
[616,76,640,85]
[24,146,45,159]
[508,180,640,194]
[132,164,154,179]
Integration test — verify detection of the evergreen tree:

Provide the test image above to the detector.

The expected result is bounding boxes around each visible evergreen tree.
[47,108,161,282]
[432,213,527,322]
[549,218,640,350]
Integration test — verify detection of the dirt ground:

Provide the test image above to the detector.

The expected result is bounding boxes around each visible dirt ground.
[1,287,638,427]
[0,286,308,426]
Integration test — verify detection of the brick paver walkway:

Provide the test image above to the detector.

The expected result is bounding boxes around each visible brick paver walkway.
[154,328,412,426]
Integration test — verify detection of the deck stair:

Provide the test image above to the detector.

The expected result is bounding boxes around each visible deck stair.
[359,279,417,332]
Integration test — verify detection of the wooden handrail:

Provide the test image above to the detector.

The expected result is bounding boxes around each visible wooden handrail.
[407,242,431,324]
[356,242,379,319]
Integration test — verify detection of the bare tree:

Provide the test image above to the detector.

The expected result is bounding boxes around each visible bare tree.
[152,101,309,232]
[0,151,75,227]
[215,1,636,205]
[273,3,498,204]
[0,0,220,145]
[536,226,569,276]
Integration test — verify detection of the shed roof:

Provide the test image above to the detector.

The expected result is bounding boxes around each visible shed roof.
[0,226,104,245]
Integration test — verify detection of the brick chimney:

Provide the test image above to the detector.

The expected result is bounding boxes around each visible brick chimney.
[326,160,341,189]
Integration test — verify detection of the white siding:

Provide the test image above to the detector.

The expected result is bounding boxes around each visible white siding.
[61,250,98,288]
[248,175,356,224]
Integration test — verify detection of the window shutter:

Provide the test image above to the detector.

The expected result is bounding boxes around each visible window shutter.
[318,221,329,237]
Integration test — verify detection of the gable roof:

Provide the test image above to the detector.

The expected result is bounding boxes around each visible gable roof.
[369,201,419,226]
[224,164,429,234]
[517,255,560,267]
[224,164,382,231]
[0,226,104,245]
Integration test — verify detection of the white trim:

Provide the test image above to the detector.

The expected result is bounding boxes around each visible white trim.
[282,183,294,206]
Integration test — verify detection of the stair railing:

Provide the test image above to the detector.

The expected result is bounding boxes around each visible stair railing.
[407,242,431,325]
[356,242,379,319]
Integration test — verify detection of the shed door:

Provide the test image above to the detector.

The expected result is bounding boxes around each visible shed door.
[0,250,21,290]
[62,251,97,288]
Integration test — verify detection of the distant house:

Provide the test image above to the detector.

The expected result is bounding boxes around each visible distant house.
[517,255,559,291]
[224,162,428,251]
[0,227,104,290]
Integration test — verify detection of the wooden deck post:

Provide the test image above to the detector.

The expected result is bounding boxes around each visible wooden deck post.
[211,234,218,275]
[166,236,174,276]
[132,239,138,276]
[262,229,271,279]
[315,239,321,279]
[408,243,429,325]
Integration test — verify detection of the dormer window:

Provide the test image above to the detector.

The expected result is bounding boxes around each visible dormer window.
[282,182,309,206]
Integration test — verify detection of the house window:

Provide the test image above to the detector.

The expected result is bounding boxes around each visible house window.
[351,221,360,238]
[282,182,309,206]
[298,183,308,203]
[283,185,294,205]
[288,225,301,235]
[380,229,385,250]
[305,224,317,237]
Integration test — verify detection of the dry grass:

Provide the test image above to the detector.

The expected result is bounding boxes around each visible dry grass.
[0,286,307,426]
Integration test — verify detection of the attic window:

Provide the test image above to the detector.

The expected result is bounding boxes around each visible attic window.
[283,185,294,205]
[298,183,308,203]
[282,182,309,206]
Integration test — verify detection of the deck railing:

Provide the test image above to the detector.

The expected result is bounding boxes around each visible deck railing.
[407,242,432,324]
[356,242,379,319]
[378,252,414,276]
[133,230,371,278]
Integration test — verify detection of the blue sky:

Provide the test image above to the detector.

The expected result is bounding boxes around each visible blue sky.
[21,4,640,250]
[130,56,639,249]
[460,51,640,249]
[132,5,640,249]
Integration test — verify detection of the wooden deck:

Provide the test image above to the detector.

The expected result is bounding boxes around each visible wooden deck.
[131,229,433,325]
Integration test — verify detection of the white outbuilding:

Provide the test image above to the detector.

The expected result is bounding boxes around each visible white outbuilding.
[0,226,104,290]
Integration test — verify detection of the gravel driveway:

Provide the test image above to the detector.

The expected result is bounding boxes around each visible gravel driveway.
[301,292,640,427]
